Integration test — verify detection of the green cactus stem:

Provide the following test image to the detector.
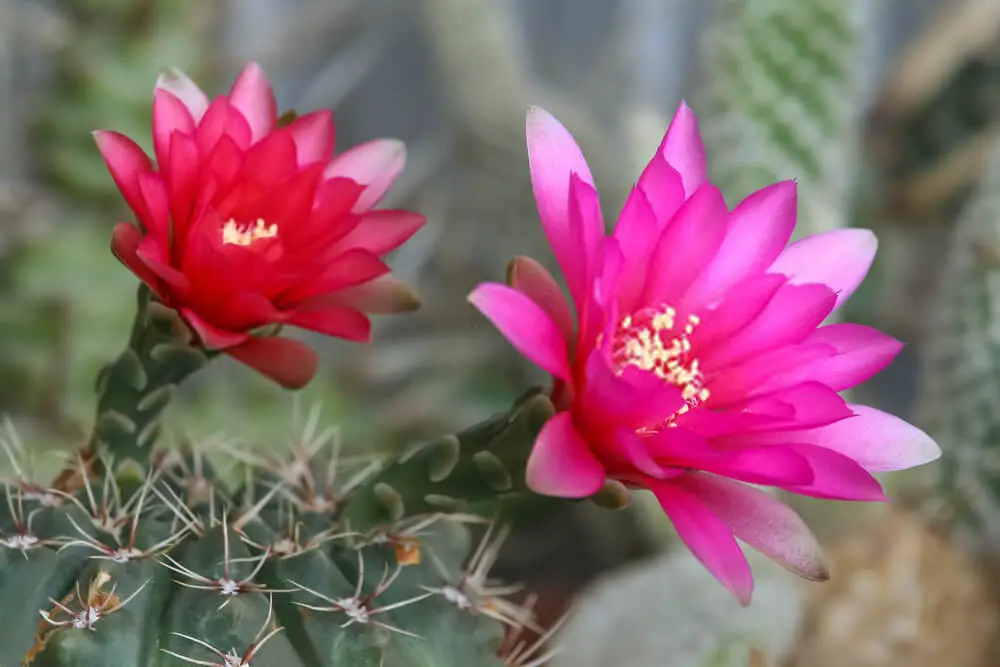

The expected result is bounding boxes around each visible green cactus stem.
[85,285,214,479]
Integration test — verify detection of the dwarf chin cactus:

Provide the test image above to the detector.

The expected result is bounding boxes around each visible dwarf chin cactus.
[0,282,555,667]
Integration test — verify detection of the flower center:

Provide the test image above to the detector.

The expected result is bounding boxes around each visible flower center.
[611,304,709,417]
[222,218,278,246]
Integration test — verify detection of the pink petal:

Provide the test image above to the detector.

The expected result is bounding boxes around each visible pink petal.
[324,139,406,212]
[305,275,421,314]
[746,405,940,473]
[640,182,729,306]
[650,479,754,605]
[613,429,672,479]
[613,186,659,313]
[701,283,836,369]
[227,62,277,144]
[526,412,605,498]
[564,174,605,305]
[152,89,196,168]
[582,349,686,431]
[288,110,336,165]
[769,228,878,312]
[705,342,834,407]
[155,67,209,121]
[225,336,319,389]
[759,323,903,393]
[649,430,814,486]
[692,274,785,352]
[684,181,798,310]
[507,256,574,344]
[93,130,153,221]
[468,283,571,380]
[780,444,887,501]
[636,154,687,227]
[677,474,829,581]
[657,101,707,196]
[330,209,425,256]
[525,106,601,302]
[136,172,171,242]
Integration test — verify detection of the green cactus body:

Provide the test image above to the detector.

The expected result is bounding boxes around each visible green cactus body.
[0,287,554,667]
[916,140,1000,545]
[693,0,861,239]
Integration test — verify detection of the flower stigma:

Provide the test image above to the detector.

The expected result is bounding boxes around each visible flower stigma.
[610,304,709,426]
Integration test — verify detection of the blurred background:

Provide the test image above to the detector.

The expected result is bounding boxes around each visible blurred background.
[4,0,1000,664]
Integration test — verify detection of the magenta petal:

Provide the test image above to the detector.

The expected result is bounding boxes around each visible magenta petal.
[753,405,941,473]
[657,101,708,196]
[650,479,754,605]
[324,139,406,212]
[613,429,670,478]
[155,67,209,121]
[769,228,878,312]
[468,283,571,380]
[760,323,903,393]
[702,283,836,369]
[613,186,659,312]
[582,350,686,430]
[677,474,829,581]
[227,62,277,143]
[636,154,687,227]
[649,431,814,486]
[564,174,605,305]
[641,182,729,305]
[508,256,574,344]
[526,412,605,498]
[525,106,601,301]
[684,181,798,310]
[780,444,887,501]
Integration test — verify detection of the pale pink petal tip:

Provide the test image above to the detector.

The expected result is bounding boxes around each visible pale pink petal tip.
[154,67,209,121]
[769,228,879,311]
[526,413,605,498]
[324,139,407,211]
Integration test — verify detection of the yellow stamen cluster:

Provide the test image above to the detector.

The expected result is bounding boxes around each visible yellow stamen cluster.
[222,218,278,246]
[611,305,710,420]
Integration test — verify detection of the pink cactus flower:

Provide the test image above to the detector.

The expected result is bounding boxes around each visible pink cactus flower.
[468,103,941,605]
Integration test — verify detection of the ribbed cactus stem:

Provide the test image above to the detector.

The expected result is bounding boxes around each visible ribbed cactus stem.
[340,388,555,533]
[86,284,213,478]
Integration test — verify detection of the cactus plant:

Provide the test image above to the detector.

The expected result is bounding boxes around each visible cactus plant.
[0,280,555,667]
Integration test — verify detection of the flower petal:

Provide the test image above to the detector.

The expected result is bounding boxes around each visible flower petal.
[745,405,941,473]
[93,131,153,221]
[180,308,250,349]
[152,89,196,168]
[287,306,371,342]
[227,62,277,143]
[780,444,887,501]
[467,283,571,380]
[650,479,754,605]
[288,109,336,165]
[110,223,164,297]
[769,228,878,312]
[330,209,425,256]
[525,106,601,303]
[507,256,574,344]
[684,180,798,310]
[324,138,406,212]
[526,412,605,498]
[225,336,319,390]
[657,101,707,196]
[305,275,421,314]
[641,182,729,306]
[677,474,829,582]
[155,67,209,121]
[759,323,903,393]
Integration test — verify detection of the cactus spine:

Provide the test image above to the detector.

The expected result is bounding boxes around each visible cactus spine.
[0,283,555,667]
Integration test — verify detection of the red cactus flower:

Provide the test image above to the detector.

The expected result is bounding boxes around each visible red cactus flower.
[95,63,424,388]
[468,103,941,605]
